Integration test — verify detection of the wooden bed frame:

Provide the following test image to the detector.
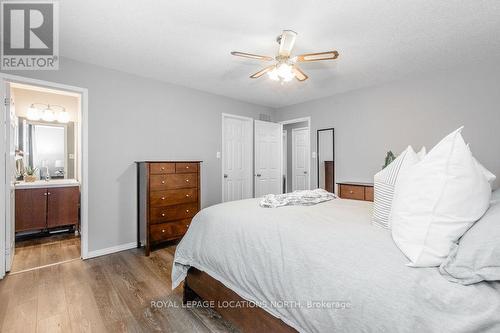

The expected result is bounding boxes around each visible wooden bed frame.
[184,268,297,333]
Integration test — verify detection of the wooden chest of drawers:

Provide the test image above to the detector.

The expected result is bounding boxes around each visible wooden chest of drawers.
[338,182,374,202]
[137,161,201,256]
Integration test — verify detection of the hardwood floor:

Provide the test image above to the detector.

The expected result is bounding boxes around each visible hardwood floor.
[0,245,238,333]
[11,233,81,273]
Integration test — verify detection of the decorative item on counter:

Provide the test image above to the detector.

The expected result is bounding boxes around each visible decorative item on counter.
[23,166,38,182]
[383,151,396,169]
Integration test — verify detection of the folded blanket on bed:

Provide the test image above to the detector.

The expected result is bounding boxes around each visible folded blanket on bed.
[259,189,336,208]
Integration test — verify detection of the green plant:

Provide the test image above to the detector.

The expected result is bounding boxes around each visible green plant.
[24,166,38,176]
[383,151,396,169]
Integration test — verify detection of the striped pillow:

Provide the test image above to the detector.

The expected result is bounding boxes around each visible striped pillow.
[372,146,421,229]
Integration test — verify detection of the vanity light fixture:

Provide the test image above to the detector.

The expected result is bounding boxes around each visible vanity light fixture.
[27,103,69,123]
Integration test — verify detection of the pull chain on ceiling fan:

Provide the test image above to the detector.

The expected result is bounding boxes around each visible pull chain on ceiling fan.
[231,30,339,83]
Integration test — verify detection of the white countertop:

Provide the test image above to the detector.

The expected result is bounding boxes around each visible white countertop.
[15,179,80,189]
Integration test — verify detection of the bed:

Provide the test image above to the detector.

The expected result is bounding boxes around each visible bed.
[172,198,500,332]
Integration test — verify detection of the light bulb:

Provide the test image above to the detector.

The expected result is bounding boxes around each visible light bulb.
[267,68,280,81]
[276,63,294,81]
[42,108,55,122]
[57,110,70,123]
[27,106,41,120]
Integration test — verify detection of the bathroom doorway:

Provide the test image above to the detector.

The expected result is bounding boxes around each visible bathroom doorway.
[0,75,88,277]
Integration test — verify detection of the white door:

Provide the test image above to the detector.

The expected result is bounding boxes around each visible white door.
[292,127,310,191]
[222,114,253,202]
[4,83,15,272]
[254,120,282,197]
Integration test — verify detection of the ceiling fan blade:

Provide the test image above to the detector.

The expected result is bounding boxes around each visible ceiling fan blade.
[292,66,308,82]
[250,65,275,79]
[278,30,297,57]
[231,51,273,61]
[296,51,339,62]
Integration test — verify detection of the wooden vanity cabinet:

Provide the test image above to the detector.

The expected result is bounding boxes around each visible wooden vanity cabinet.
[47,187,80,228]
[15,186,80,233]
[15,188,48,232]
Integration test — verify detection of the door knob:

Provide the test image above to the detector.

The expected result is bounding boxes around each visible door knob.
[256,174,262,177]
[223,174,228,178]
[303,171,308,174]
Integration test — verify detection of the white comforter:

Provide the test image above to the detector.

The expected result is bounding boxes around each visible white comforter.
[172,198,500,333]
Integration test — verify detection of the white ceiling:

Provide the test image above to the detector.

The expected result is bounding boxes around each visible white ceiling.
[60,0,500,108]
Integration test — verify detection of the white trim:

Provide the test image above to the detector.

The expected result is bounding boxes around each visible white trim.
[279,117,311,126]
[0,73,90,269]
[282,130,287,193]
[0,80,6,279]
[86,242,137,259]
[280,117,312,190]
[221,113,254,202]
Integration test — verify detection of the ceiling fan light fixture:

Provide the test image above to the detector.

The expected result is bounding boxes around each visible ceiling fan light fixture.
[276,63,294,81]
[267,67,280,81]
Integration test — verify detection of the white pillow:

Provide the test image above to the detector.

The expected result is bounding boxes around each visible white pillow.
[467,144,496,184]
[473,158,496,185]
[417,146,427,159]
[390,127,491,267]
[372,146,420,229]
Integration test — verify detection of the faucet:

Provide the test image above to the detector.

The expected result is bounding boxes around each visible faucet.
[44,166,51,181]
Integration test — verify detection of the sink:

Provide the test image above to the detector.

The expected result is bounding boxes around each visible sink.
[15,179,80,189]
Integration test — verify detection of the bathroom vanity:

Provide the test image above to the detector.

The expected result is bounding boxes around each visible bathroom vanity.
[15,179,80,233]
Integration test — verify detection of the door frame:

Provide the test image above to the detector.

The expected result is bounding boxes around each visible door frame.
[0,73,89,279]
[282,129,287,193]
[291,127,310,191]
[279,117,311,191]
[221,113,254,202]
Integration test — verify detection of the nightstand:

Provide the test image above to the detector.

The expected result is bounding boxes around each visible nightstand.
[338,182,374,202]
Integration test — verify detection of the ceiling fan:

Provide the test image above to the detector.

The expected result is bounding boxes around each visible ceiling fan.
[231,30,339,83]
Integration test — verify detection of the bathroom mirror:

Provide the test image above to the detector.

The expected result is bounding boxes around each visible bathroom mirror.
[25,121,68,179]
[317,128,335,193]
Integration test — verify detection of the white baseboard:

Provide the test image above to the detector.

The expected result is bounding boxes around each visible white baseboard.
[85,241,138,259]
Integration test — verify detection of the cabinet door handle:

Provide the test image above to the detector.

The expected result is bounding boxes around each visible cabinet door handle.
[161,180,165,184]
[47,192,51,195]
[185,179,189,182]
[186,209,189,213]
[185,194,190,197]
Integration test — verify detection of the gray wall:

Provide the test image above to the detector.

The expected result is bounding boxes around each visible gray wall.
[2,58,273,252]
[275,63,500,190]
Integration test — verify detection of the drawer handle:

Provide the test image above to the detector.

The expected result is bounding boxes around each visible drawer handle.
[161,197,165,200]
[185,179,189,182]
[162,229,165,233]
[161,213,165,217]
[185,166,189,169]
[186,209,190,213]
[185,194,190,197]
[349,190,354,194]
[161,180,165,184]
[161,167,165,171]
